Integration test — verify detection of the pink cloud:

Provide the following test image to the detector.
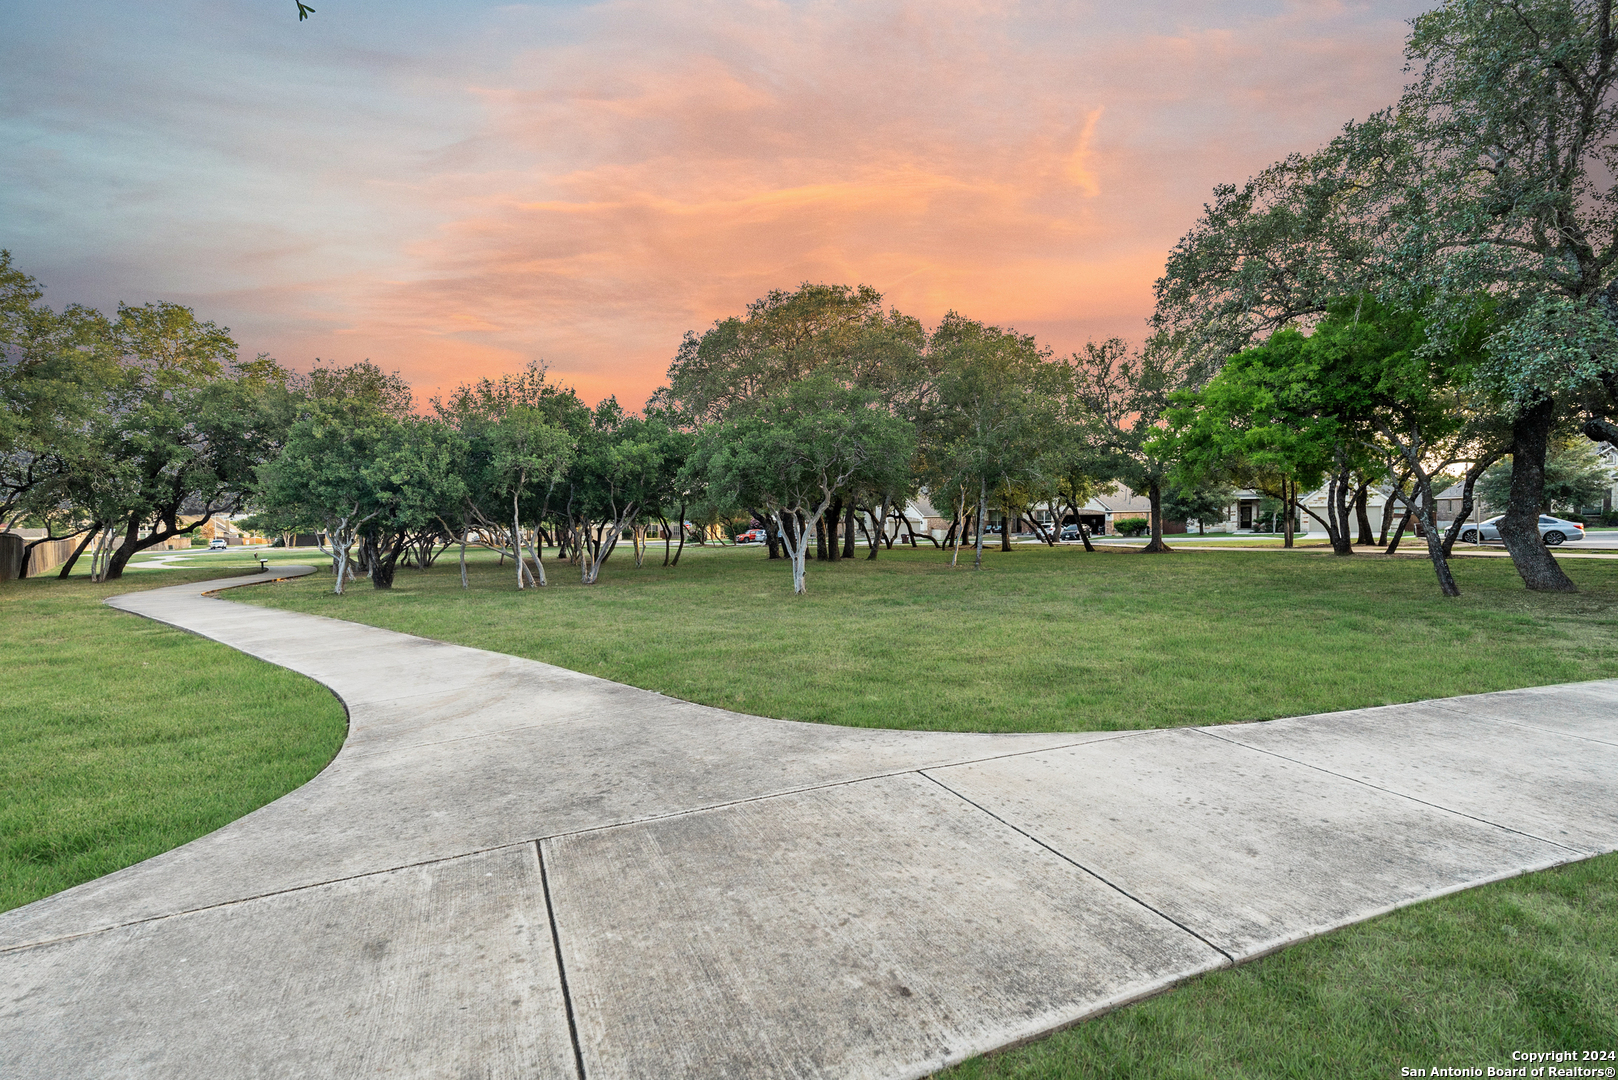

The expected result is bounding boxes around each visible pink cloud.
[17,0,1427,408]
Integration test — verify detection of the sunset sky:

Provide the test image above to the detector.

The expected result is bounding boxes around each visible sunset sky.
[4,0,1428,408]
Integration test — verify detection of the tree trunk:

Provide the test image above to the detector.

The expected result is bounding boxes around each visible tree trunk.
[1440,455,1500,558]
[774,506,829,595]
[323,521,352,596]
[1282,477,1295,549]
[366,531,406,590]
[1385,509,1412,555]
[459,532,469,589]
[57,526,100,579]
[1499,398,1577,592]
[758,509,782,560]
[525,525,547,586]
[782,516,809,593]
[673,503,688,567]
[1377,481,1401,546]
[1354,482,1374,545]
[1065,499,1096,552]
[1412,478,1461,597]
[1025,506,1057,547]
[1141,479,1172,553]
[18,528,81,580]
[86,525,109,582]
[514,494,528,590]
[815,516,828,561]
[1325,470,1353,556]
[973,478,987,570]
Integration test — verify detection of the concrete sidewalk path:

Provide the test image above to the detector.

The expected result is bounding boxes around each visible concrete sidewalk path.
[4,568,1617,1080]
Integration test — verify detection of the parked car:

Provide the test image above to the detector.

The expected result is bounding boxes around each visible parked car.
[735,528,768,544]
[1059,524,1084,541]
[1460,514,1584,546]
[208,538,228,550]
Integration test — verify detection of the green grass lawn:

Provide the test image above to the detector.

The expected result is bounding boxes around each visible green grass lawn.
[237,542,1618,733]
[0,568,347,913]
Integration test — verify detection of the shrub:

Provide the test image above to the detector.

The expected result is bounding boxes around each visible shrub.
[1113,517,1150,537]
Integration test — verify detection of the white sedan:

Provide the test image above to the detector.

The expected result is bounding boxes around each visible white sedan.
[1460,515,1585,546]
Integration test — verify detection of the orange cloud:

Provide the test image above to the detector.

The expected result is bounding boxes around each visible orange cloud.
[14,0,1425,410]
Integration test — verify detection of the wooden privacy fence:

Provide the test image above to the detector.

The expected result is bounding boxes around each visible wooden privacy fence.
[0,533,82,582]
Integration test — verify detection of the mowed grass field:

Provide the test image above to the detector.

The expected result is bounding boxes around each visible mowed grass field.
[0,567,347,912]
[238,542,1618,732]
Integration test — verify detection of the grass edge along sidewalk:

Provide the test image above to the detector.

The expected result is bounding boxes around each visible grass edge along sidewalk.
[238,543,1618,735]
[932,851,1618,1080]
[0,567,347,913]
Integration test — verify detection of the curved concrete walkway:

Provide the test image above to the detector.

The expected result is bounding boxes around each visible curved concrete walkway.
[4,568,1618,1079]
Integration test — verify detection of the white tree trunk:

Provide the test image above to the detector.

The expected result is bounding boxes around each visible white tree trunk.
[580,508,638,584]
[513,494,527,590]
[774,496,835,594]
[973,477,987,570]
[774,511,810,594]
[525,525,547,586]
[950,492,964,567]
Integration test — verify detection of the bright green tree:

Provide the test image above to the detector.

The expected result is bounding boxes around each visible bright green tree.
[256,393,405,594]
[697,376,914,593]
[1165,300,1482,595]
[1067,337,1201,554]
[921,315,1060,568]
[88,303,290,580]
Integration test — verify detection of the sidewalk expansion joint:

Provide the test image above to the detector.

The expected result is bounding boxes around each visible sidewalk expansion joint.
[1190,727,1592,855]
[532,732,1153,844]
[918,771,1237,967]
[537,841,588,1080]
[0,841,538,956]
[0,736,1147,956]
[1418,699,1618,749]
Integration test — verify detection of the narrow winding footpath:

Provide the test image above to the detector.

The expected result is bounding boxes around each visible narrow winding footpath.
[4,567,1616,1079]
